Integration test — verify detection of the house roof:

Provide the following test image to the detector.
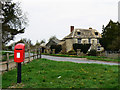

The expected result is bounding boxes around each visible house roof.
[62,28,101,40]
[46,37,61,47]
[40,43,46,47]
[52,38,61,44]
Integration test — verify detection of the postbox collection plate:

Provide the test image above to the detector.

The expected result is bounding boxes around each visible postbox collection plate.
[17,52,20,58]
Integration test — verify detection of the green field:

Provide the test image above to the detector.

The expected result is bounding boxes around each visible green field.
[43,53,120,62]
[2,58,119,88]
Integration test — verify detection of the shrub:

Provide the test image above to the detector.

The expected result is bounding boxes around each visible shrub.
[88,49,97,56]
[41,47,45,53]
[50,45,62,54]
[67,50,76,55]
[73,44,91,54]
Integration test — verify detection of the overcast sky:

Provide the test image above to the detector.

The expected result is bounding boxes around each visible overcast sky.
[10,0,119,45]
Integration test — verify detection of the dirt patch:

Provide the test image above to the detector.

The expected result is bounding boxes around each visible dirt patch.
[8,83,24,88]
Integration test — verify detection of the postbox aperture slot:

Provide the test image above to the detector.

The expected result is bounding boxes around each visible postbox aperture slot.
[16,49,22,50]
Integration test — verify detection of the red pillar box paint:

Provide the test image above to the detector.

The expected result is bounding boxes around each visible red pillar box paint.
[14,43,25,83]
[14,43,25,63]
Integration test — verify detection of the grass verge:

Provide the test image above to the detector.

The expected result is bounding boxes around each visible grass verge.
[1,52,14,62]
[42,53,120,62]
[2,58,119,88]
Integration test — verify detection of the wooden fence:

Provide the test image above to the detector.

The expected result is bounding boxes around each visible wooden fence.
[104,51,120,59]
[98,50,120,59]
[0,48,42,72]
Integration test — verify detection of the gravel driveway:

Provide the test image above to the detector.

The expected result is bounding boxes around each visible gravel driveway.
[42,55,120,65]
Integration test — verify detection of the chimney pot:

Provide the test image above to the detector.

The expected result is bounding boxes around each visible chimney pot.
[70,26,74,32]
[89,27,92,29]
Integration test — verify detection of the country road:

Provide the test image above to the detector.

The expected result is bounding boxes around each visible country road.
[1,54,119,72]
[3,52,119,66]
[42,55,120,65]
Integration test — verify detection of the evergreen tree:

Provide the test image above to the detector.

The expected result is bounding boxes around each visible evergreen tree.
[48,35,57,41]
[100,20,120,51]
[40,39,45,44]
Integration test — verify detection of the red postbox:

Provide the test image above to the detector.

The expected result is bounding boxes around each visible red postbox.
[14,43,25,63]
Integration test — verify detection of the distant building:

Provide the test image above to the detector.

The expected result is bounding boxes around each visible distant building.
[59,26,104,53]
[46,37,61,49]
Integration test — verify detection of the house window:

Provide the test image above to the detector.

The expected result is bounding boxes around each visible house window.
[97,39,99,43]
[95,32,98,36]
[83,40,87,44]
[78,39,81,44]
[92,40,95,44]
[88,38,91,44]
[97,46,101,51]
[77,32,81,35]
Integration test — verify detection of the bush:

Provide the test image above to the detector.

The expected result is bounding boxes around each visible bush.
[50,45,62,54]
[88,49,97,56]
[73,44,91,54]
[41,47,45,53]
[67,50,76,55]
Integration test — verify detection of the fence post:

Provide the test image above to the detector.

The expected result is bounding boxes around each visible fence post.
[23,59,25,64]
[35,48,37,59]
[23,50,25,64]
[38,48,39,59]
[105,51,107,57]
[77,49,81,56]
[6,53,9,71]
[37,48,38,59]
[40,47,41,59]
[33,49,35,59]
[38,48,40,58]
[48,49,51,54]
[118,49,120,59]
[28,48,31,62]
[52,49,55,54]
[31,49,33,60]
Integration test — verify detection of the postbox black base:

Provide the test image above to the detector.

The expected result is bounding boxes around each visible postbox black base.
[17,63,21,83]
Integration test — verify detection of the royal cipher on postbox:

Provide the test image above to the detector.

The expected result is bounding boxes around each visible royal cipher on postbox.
[14,43,25,63]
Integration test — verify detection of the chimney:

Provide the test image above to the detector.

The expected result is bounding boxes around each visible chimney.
[70,26,74,32]
[89,27,92,29]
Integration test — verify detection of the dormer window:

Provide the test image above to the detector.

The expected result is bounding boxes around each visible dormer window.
[97,46,101,51]
[97,39,99,43]
[95,32,98,36]
[78,38,81,44]
[88,38,91,44]
[77,32,81,35]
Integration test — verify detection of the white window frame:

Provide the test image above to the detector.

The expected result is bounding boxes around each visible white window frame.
[78,39,81,44]
[97,46,101,51]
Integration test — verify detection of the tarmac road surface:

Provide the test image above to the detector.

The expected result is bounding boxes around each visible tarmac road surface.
[42,55,120,65]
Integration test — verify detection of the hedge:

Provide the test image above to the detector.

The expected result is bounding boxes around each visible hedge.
[50,45,62,54]
[73,43,91,54]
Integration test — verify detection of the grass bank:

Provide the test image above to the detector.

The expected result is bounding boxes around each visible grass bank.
[42,53,120,62]
[2,58,119,88]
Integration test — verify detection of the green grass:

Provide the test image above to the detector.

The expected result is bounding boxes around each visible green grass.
[42,53,120,62]
[9,55,14,59]
[2,58,119,88]
[0,51,14,62]
[0,55,14,62]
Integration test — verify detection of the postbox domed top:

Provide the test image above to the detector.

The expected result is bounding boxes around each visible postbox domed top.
[15,43,25,49]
